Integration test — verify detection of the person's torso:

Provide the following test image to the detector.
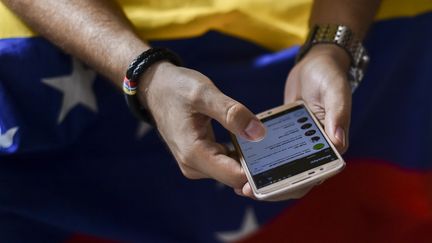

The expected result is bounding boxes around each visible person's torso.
[1,0,432,50]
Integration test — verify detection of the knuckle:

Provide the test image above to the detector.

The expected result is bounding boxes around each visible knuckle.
[230,167,247,188]
[224,102,244,126]
[231,180,244,189]
[176,153,200,180]
[233,166,245,179]
[181,168,200,180]
[186,83,210,105]
[183,150,197,165]
[177,153,191,167]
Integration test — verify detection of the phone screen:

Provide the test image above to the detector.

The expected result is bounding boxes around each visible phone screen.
[236,105,338,189]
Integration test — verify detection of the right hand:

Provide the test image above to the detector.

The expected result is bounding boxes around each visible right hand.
[138,62,266,197]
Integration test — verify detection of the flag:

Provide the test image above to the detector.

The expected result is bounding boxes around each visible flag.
[0,25,293,243]
[1,5,432,243]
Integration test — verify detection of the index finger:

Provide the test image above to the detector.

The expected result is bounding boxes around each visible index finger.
[190,139,248,189]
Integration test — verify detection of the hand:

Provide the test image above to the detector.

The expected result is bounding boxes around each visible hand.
[280,44,352,200]
[138,62,266,198]
[285,44,352,153]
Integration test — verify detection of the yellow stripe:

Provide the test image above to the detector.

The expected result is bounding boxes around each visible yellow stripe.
[0,3,35,38]
[1,0,432,50]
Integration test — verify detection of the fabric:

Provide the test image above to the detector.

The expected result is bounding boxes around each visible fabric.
[0,32,295,242]
[1,3,432,243]
[1,0,432,50]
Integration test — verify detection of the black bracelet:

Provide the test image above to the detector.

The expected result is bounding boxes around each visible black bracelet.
[123,47,182,124]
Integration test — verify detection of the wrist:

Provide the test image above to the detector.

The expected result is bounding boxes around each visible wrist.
[122,47,182,123]
[137,61,174,109]
[305,44,351,72]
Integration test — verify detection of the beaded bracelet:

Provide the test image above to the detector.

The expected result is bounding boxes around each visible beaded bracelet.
[123,47,182,124]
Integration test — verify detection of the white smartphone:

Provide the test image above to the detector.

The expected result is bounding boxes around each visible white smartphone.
[231,100,345,200]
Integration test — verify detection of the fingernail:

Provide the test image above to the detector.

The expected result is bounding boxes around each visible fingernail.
[335,127,346,148]
[244,119,266,141]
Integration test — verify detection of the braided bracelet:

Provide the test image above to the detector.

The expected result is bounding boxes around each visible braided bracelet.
[123,47,182,124]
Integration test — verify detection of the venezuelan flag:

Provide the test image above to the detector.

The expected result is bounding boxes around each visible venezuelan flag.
[0,1,432,242]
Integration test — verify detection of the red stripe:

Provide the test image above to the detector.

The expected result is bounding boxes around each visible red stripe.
[241,159,432,243]
[64,235,120,243]
[65,159,432,243]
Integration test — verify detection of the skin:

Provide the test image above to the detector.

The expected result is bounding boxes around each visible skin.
[285,0,381,154]
[2,0,380,200]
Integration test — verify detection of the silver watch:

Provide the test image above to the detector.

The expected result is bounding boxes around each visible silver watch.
[296,24,369,92]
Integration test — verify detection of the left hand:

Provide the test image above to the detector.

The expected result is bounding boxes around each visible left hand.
[265,44,352,201]
[285,44,352,153]
[238,45,352,201]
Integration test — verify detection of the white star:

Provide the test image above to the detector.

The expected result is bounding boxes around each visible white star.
[0,127,19,149]
[136,122,152,139]
[215,207,259,242]
[42,58,97,124]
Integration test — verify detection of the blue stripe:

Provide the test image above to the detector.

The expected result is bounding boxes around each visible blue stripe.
[0,12,431,242]
[347,12,432,169]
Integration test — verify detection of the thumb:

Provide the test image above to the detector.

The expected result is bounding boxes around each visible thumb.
[197,87,266,141]
[323,85,352,154]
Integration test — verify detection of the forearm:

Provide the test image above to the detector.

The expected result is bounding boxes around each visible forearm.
[310,0,381,40]
[1,0,150,87]
[305,0,381,71]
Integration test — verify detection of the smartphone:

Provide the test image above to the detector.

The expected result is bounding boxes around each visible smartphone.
[231,100,345,200]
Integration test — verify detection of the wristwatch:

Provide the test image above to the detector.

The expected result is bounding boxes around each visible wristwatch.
[296,24,369,92]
